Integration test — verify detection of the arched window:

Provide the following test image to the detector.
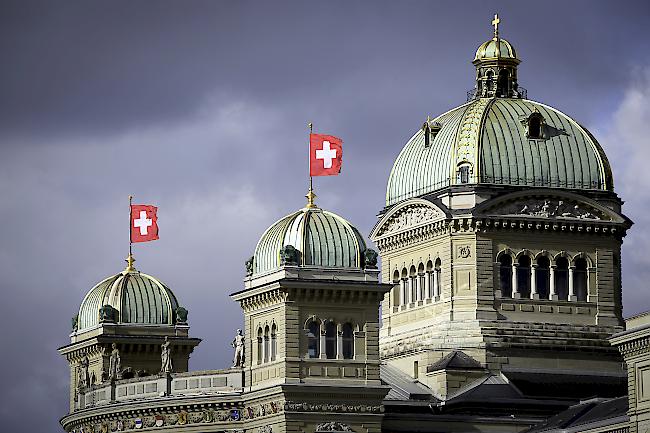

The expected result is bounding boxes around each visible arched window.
[401,268,408,305]
[263,325,270,363]
[527,113,544,139]
[325,321,337,359]
[409,266,417,304]
[536,256,550,300]
[418,263,425,301]
[499,255,513,297]
[392,270,401,306]
[517,255,531,298]
[555,257,569,300]
[458,163,471,184]
[426,261,434,298]
[270,324,277,361]
[497,69,509,97]
[574,258,588,302]
[485,70,494,94]
[434,258,442,298]
[342,323,354,359]
[307,321,320,358]
[257,328,263,364]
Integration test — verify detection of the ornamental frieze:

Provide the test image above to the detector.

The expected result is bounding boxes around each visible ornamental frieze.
[486,198,609,221]
[284,401,382,414]
[377,205,442,237]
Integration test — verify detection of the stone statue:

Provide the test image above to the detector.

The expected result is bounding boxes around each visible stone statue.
[280,245,300,266]
[78,356,90,390]
[160,337,173,374]
[245,256,254,276]
[175,306,188,325]
[363,249,378,268]
[231,329,245,368]
[71,314,79,332]
[99,305,116,323]
[108,343,121,380]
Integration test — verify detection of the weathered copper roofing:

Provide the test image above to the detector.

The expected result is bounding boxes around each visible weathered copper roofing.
[253,207,367,276]
[386,97,613,206]
[77,270,179,332]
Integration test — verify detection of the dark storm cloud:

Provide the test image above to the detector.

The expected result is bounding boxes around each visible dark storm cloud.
[1,1,649,432]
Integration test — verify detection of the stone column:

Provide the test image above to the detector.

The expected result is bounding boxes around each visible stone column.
[320,327,327,359]
[568,266,577,301]
[512,263,519,298]
[261,335,267,363]
[424,273,431,299]
[337,326,343,360]
[531,265,538,299]
[416,276,422,301]
[399,280,405,306]
[549,265,557,300]
[433,271,439,300]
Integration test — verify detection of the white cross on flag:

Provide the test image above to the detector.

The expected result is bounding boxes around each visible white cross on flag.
[310,133,343,176]
[130,204,159,243]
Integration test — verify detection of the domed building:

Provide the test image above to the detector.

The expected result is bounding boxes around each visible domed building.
[59,16,644,433]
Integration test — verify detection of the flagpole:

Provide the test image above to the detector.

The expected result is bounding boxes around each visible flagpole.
[127,195,134,271]
[307,122,316,208]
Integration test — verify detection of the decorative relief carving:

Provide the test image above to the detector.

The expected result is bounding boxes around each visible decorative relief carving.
[457,245,471,258]
[284,401,382,414]
[316,422,354,432]
[488,198,609,221]
[379,205,441,236]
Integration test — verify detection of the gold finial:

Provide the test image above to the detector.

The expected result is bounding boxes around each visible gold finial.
[308,122,313,133]
[306,183,317,209]
[492,13,500,39]
[124,254,136,272]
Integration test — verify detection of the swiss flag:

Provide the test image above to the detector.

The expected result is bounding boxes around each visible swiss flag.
[310,133,343,177]
[130,204,159,243]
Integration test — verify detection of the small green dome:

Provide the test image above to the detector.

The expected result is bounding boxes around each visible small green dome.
[253,206,367,276]
[386,98,613,206]
[77,265,180,332]
[474,37,518,62]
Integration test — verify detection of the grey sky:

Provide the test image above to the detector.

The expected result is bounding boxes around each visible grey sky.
[1,1,649,431]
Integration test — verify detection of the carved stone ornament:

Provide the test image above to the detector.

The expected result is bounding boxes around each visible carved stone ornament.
[379,205,441,236]
[489,198,608,220]
[99,305,116,323]
[259,426,273,433]
[316,422,354,432]
[363,249,378,268]
[245,256,254,276]
[280,244,301,266]
[175,306,188,325]
[458,245,471,258]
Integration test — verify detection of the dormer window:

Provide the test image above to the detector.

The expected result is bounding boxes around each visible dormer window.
[422,119,442,148]
[457,162,473,184]
[521,111,545,140]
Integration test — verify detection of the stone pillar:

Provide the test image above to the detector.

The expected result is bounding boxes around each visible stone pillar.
[531,265,538,299]
[416,276,423,301]
[399,280,405,306]
[512,263,519,298]
[549,265,557,300]
[320,327,327,359]
[434,271,439,300]
[408,278,414,304]
[569,266,577,301]
[425,273,431,299]
[261,335,267,362]
[337,326,343,360]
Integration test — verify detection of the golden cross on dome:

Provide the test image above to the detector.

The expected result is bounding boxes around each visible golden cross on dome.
[492,13,500,38]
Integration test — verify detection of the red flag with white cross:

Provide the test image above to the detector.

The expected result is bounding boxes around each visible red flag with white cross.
[130,204,159,243]
[309,133,343,176]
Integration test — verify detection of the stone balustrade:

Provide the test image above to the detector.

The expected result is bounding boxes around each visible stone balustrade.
[76,369,243,410]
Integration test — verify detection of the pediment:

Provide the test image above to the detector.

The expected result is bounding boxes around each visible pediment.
[371,199,445,239]
[476,191,624,223]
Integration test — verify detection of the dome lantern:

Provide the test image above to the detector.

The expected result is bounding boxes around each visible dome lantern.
[471,14,524,99]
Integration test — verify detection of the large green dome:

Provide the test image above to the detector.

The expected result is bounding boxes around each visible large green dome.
[252,206,368,276]
[76,264,181,332]
[385,97,613,206]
